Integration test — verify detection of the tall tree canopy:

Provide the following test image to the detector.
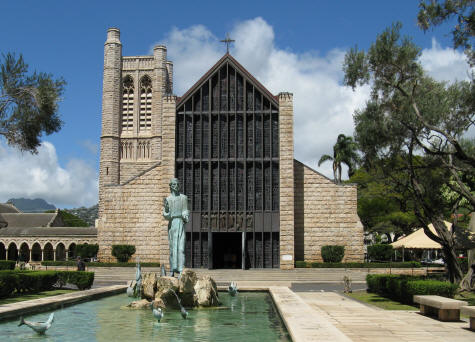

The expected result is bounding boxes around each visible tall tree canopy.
[0,53,65,153]
[418,0,475,65]
[318,133,360,183]
[343,22,474,283]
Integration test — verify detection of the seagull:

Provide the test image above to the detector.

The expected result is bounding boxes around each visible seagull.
[18,313,54,334]
[228,281,238,296]
[180,306,189,319]
[126,285,134,297]
[150,301,163,322]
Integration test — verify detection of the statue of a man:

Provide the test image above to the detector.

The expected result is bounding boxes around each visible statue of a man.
[163,178,189,277]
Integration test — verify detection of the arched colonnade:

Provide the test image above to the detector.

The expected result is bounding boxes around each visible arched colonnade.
[0,238,95,262]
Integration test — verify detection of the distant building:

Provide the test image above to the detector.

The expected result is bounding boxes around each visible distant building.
[0,205,97,262]
[97,28,364,269]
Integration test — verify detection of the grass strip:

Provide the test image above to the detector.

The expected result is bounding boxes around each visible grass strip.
[0,289,77,305]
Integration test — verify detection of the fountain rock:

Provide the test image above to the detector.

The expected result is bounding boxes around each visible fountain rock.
[134,269,220,309]
[194,275,219,306]
[142,273,158,300]
[126,299,151,309]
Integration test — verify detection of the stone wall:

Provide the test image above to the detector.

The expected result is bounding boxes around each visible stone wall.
[97,164,169,262]
[98,96,177,265]
[278,93,295,269]
[293,160,364,262]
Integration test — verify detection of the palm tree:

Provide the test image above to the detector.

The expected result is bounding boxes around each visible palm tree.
[318,134,360,183]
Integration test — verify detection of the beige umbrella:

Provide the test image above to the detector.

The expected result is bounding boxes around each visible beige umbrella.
[391,221,452,262]
[391,221,451,249]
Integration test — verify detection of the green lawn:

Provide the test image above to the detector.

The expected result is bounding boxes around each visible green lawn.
[346,290,418,310]
[456,291,475,306]
[0,289,77,305]
[347,290,475,312]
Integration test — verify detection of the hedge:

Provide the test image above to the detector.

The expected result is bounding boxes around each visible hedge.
[0,270,95,298]
[366,274,458,304]
[41,261,160,267]
[76,244,99,259]
[111,245,136,263]
[367,244,393,261]
[321,245,345,263]
[295,261,421,268]
[57,271,94,290]
[0,271,58,298]
[0,260,15,270]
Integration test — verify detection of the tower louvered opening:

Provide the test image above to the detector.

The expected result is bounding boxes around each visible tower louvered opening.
[176,57,280,269]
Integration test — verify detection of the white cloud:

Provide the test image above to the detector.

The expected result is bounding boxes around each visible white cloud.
[161,18,370,179]
[420,38,473,82]
[0,142,98,208]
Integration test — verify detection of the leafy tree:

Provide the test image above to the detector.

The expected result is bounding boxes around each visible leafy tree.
[418,0,475,65]
[350,167,419,243]
[0,53,65,153]
[343,23,474,283]
[318,134,360,183]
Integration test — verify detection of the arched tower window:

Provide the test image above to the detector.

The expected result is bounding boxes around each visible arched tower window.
[122,75,134,131]
[140,75,152,131]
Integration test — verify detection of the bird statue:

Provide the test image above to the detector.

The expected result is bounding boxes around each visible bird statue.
[126,285,134,297]
[160,264,167,277]
[180,306,189,320]
[150,301,163,322]
[18,313,54,334]
[228,281,238,296]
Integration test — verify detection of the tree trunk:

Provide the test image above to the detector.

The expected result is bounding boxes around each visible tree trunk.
[460,212,475,291]
[431,219,464,283]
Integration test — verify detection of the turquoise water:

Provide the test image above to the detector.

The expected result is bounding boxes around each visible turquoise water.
[1,292,290,341]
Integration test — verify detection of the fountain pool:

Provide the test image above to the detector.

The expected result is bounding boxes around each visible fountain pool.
[1,292,290,341]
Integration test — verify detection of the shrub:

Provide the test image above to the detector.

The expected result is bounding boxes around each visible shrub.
[111,245,136,263]
[321,245,345,263]
[0,270,58,298]
[57,271,94,290]
[300,261,420,268]
[366,274,458,304]
[41,261,160,267]
[404,280,458,302]
[76,244,99,259]
[0,260,15,270]
[367,244,393,261]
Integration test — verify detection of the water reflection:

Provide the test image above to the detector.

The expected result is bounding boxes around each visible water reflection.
[3,293,290,342]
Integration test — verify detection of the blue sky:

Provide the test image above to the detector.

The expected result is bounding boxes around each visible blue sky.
[0,1,471,208]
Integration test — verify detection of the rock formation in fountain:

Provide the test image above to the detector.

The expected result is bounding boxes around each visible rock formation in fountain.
[126,269,219,310]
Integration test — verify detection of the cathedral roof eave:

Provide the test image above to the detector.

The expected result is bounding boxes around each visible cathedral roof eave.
[177,53,279,108]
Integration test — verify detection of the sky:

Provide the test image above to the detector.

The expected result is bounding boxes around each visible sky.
[0,1,472,208]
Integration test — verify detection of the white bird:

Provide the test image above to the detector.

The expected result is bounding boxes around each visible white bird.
[228,281,238,296]
[126,286,134,297]
[150,301,163,322]
[18,313,54,334]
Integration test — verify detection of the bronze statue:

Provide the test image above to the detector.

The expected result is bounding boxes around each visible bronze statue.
[163,178,189,277]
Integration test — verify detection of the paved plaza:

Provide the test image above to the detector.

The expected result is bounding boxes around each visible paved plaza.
[1,268,473,341]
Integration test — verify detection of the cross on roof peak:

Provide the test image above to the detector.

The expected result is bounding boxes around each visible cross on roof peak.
[220,33,235,54]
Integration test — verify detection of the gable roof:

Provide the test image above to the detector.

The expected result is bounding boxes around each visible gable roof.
[177,53,278,107]
[0,213,57,228]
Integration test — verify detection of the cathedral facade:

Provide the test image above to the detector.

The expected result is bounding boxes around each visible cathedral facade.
[97,28,364,269]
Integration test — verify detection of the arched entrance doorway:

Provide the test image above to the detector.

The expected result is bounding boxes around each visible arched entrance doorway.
[55,243,66,261]
[31,242,42,261]
[19,242,30,262]
[0,242,6,260]
[68,243,76,260]
[7,242,18,261]
[43,243,54,261]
